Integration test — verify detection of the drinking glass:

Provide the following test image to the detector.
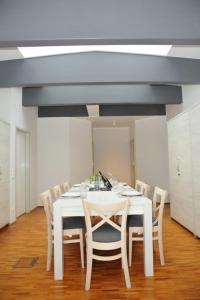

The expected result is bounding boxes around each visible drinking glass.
[80,183,88,199]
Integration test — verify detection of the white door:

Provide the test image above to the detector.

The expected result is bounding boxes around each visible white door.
[168,113,194,232]
[15,129,26,217]
[0,121,10,228]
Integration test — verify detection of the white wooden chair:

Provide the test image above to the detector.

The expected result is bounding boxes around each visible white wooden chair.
[61,181,70,193]
[135,179,145,192]
[128,187,168,266]
[135,180,151,197]
[141,182,151,197]
[51,184,62,200]
[82,196,131,290]
[41,190,85,271]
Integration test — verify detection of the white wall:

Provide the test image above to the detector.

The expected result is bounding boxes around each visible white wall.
[93,127,131,184]
[69,118,93,185]
[0,88,38,222]
[135,116,169,195]
[166,86,200,120]
[37,117,93,202]
[37,118,70,198]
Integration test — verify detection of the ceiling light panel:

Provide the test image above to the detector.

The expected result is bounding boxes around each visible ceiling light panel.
[18,45,172,58]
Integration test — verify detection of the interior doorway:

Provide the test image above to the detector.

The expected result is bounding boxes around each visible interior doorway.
[15,129,30,217]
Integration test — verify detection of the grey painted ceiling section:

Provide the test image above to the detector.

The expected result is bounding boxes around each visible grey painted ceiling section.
[99,104,166,116]
[1,52,200,86]
[38,104,166,117]
[0,0,200,46]
[38,105,88,117]
[23,85,182,106]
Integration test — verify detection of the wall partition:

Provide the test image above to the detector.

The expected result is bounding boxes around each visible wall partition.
[93,127,131,185]
[37,117,93,204]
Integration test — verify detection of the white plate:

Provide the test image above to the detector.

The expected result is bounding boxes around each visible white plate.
[72,184,81,187]
[70,187,81,191]
[121,190,142,197]
[119,182,127,186]
[122,186,133,191]
[61,192,80,198]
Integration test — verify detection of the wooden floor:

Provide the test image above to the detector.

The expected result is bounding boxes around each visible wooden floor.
[0,205,200,300]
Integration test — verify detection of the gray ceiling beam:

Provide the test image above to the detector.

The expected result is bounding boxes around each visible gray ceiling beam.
[38,104,165,117]
[38,105,88,118]
[0,0,200,46]
[1,52,200,87]
[23,85,182,106]
[99,104,166,116]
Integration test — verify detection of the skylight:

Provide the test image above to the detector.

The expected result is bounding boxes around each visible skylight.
[18,45,172,58]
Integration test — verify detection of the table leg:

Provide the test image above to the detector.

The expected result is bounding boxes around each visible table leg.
[143,200,154,276]
[54,206,63,280]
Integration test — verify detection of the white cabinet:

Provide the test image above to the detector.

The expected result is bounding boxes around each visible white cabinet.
[168,105,200,237]
[0,121,10,228]
[190,105,200,237]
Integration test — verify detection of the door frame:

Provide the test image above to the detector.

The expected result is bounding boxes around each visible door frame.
[15,127,30,214]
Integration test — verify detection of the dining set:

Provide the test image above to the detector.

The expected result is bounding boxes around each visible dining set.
[40,178,168,290]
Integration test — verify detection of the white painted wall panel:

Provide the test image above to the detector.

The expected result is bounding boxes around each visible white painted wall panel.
[37,118,93,202]
[135,116,169,195]
[93,127,131,184]
[69,118,93,185]
[37,118,70,198]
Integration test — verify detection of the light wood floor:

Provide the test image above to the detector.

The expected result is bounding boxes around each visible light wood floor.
[0,205,200,300]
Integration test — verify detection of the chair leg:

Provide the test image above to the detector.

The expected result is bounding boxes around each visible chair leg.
[91,216,95,225]
[79,230,84,268]
[128,229,133,267]
[85,246,93,291]
[158,232,165,265]
[121,245,131,288]
[153,238,157,251]
[47,235,53,271]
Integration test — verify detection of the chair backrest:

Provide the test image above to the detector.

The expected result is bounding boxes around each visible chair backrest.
[135,180,144,192]
[61,181,70,193]
[51,184,62,200]
[152,187,168,227]
[83,194,129,244]
[40,190,53,231]
[141,183,151,198]
[135,180,151,197]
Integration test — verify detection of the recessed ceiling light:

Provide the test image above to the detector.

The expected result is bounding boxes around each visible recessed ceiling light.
[18,45,172,58]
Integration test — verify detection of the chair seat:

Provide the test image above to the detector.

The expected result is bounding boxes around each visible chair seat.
[127,215,158,227]
[63,217,85,230]
[92,224,121,243]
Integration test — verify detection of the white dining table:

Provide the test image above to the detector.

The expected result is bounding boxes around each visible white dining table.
[53,189,154,280]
